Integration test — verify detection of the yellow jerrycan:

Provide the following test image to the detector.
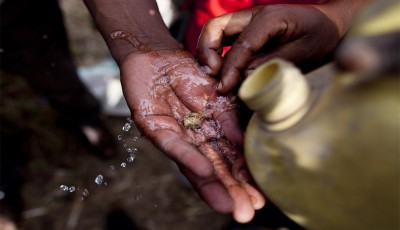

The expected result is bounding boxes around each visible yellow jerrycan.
[238,1,399,229]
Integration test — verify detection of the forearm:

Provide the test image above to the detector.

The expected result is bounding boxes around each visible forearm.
[313,0,370,36]
[83,0,179,64]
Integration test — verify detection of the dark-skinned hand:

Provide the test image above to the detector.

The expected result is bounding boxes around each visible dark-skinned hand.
[197,4,341,93]
[114,32,265,223]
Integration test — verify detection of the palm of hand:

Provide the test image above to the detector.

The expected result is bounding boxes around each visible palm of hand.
[120,50,264,222]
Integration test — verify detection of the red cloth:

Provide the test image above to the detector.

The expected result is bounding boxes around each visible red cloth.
[185,0,325,54]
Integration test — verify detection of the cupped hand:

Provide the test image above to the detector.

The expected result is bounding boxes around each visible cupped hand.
[114,32,265,223]
[197,4,341,93]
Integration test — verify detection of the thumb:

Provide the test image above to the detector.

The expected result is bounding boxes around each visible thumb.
[218,17,289,94]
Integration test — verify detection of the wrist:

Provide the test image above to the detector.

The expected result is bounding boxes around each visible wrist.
[108,30,181,65]
[83,0,181,65]
[312,0,369,36]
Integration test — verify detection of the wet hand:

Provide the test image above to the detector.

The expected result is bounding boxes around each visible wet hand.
[115,32,265,223]
[197,5,340,93]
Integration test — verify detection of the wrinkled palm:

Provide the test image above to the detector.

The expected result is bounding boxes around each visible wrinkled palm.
[119,48,265,223]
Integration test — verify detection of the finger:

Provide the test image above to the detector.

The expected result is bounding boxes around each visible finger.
[227,184,256,223]
[197,11,254,77]
[231,155,266,210]
[200,143,255,223]
[242,183,266,210]
[244,40,311,77]
[179,165,234,214]
[214,108,244,147]
[219,17,289,93]
[207,93,244,146]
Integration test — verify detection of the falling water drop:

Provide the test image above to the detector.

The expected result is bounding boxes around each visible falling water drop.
[82,188,90,197]
[122,123,131,131]
[117,135,123,141]
[127,155,135,163]
[132,136,139,142]
[69,186,76,192]
[95,175,104,185]
[121,162,127,167]
[60,185,69,192]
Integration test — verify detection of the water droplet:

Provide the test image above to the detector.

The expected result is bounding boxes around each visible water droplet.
[123,143,128,148]
[110,165,115,170]
[60,185,69,192]
[126,117,133,123]
[126,147,137,153]
[0,48,4,53]
[95,174,104,185]
[121,162,127,167]
[82,188,90,197]
[122,123,131,131]
[127,155,135,162]
[132,136,139,142]
[117,135,123,141]
[42,34,48,39]
[69,186,76,192]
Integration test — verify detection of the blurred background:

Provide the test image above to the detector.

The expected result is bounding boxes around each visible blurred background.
[0,0,232,229]
[2,0,398,229]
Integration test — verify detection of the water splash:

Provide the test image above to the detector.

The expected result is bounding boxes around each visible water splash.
[95,175,104,185]
[79,188,90,201]
[60,185,69,192]
[59,118,142,201]
[126,147,138,153]
[127,155,135,163]
[69,186,76,192]
[82,188,90,197]
[122,123,131,132]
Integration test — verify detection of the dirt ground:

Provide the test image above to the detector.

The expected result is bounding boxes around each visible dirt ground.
[1,1,232,229]
[1,1,305,229]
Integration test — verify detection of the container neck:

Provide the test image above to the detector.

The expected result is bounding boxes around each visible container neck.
[239,59,310,131]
